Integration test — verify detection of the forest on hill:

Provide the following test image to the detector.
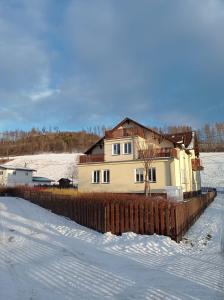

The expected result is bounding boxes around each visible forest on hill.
[0,122,223,156]
[0,128,100,156]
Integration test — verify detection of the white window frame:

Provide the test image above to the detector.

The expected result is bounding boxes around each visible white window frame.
[102,169,110,184]
[92,170,100,184]
[135,168,144,183]
[148,167,156,183]
[123,142,132,154]
[112,143,120,155]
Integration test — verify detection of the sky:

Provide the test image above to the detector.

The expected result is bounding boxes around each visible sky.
[0,0,224,131]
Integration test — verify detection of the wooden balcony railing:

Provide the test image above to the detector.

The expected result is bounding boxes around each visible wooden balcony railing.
[138,148,178,159]
[79,154,104,164]
[192,158,204,171]
[105,127,145,139]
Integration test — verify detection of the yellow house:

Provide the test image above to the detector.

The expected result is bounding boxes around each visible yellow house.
[78,118,203,195]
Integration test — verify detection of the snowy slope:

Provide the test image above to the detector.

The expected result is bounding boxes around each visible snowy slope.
[3,153,82,183]
[0,153,224,299]
[0,195,223,300]
[201,152,224,188]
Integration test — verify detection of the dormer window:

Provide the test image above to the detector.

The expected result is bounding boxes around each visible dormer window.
[112,143,120,155]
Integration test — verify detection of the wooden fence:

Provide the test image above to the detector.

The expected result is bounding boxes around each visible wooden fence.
[6,188,216,242]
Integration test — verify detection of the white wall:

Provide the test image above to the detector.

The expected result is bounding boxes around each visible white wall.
[0,169,34,187]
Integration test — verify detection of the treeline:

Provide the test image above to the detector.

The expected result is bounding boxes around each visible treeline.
[0,122,224,156]
[0,128,100,156]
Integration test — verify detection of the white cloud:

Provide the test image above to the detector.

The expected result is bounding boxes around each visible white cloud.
[30,88,60,102]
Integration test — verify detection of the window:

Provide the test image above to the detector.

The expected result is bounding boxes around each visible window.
[92,170,100,183]
[102,170,110,183]
[149,168,156,182]
[0,171,3,175]
[112,143,120,155]
[123,142,132,154]
[13,170,16,175]
[25,172,29,176]
[135,168,144,183]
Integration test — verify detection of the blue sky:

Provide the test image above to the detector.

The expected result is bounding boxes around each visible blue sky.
[0,0,223,131]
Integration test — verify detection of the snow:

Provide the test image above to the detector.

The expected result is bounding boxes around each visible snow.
[3,153,81,183]
[201,152,224,188]
[0,152,224,299]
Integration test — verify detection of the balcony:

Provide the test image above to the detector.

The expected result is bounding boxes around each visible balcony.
[105,127,145,139]
[79,154,104,164]
[192,158,204,171]
[138,148,178,159]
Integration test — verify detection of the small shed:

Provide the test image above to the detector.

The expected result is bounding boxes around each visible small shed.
[58,178,72,188]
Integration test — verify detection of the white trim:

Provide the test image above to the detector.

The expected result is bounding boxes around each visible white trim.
[123,142,132,155]
[112,143,120,155]
[134,168,144,183]
[92,170,100,184]
[148,167,156,183]
[102,169,110,184]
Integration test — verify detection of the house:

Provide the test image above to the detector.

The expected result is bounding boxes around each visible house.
[77,118,203,194]
[58,178,72,188]
[32,176,54,186]
[0,165,36,187]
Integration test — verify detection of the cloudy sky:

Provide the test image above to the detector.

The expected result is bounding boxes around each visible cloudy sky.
[0,0,223,131]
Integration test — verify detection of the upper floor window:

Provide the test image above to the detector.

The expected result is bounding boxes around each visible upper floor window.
[135,168,144,183]
[13,170,16,175]
[0,171,3,175]
[112,143,120,155]
[25,172,29,176]
[123,142,132,154]
[92,170,100,184]
[102,170,110,183]
[149,168,156,182]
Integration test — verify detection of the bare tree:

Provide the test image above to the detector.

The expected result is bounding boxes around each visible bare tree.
[136,139,158,196]
[66,158,79,187]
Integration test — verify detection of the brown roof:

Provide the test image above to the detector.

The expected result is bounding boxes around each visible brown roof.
[108,117,176,144]
[84,117,178,155]
[84,137,104,154]
[165,131,199,157]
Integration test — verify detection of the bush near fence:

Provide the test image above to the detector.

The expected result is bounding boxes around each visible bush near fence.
[6,187,217,242]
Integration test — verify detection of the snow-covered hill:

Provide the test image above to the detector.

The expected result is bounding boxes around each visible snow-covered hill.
[0,152,223,299]
[3,153,82,183]
[2,152,224,186]
[201,152,224,188]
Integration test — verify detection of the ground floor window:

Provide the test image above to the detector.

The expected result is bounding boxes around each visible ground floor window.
[92,170,100,183]
[102,170,110,183]
[149,168,156,182]
[135,168,144,183]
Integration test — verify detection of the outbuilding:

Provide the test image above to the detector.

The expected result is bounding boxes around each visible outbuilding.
[0,165,36,187]
[32,176,54,186]
[58,178,72,188]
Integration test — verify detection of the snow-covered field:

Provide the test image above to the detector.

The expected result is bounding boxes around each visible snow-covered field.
[201,152,224,188]
[0,152,224,299]
[3,153,81,183]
